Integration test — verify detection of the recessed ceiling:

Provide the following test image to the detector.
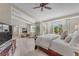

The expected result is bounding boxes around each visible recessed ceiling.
[14,3,79,22]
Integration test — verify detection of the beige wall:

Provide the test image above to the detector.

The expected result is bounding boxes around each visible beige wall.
[0,3,11,25]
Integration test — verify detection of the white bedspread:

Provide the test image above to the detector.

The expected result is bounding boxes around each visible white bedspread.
[36,34,75,56]
[36,34,59,49]
[49,38,75,56]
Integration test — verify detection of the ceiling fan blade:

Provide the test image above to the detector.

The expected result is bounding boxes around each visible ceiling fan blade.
[41,3,48,6]
[44,3,48,5]
[44,6,52,10]
[33,6,40,9]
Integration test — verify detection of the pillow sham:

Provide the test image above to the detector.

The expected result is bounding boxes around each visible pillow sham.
[64,34,72,43]
[60,31,68,40]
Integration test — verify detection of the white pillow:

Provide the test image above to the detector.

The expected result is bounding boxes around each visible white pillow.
[64,34,72,43]
[70,31,79,46]
[72,31,78,37]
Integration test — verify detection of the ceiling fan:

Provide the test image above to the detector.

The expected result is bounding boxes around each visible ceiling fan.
[33,3,52,11]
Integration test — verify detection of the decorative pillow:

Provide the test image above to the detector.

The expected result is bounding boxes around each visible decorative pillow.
[60,31,68,40]
[70,31,79,46]
[64,34,72,43]
[71,31,78,37]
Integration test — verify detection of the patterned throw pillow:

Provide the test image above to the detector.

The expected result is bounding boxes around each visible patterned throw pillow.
[64,34,72,43]
[60,31,68,40]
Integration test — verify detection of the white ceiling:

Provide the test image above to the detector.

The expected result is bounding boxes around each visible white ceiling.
[14,3,79,23]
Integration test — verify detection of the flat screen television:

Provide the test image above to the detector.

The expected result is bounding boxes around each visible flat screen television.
[0,23,12,45]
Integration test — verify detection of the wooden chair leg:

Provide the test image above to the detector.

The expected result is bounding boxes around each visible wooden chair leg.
[35,45,38,50]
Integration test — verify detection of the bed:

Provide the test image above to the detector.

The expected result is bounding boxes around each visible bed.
[36,34,60,49]
[35,34,75,56]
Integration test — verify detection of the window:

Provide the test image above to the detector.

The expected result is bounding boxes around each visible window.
[31,25,36,33]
